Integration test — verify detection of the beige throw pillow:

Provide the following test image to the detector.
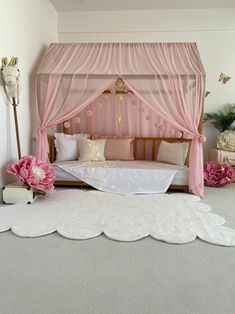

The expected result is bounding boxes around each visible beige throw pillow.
[156,141,189,166]
[54,133,90,162]
[77,139,106,162]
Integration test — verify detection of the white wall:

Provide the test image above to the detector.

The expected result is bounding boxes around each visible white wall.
[58,9,235,160]
[0,0,58,199]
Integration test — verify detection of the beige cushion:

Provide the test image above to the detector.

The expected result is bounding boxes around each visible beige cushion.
[54,133,90,161]
[156,141,189,166]
[77,139,106,162]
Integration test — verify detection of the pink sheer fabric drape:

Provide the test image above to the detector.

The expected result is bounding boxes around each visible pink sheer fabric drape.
[35,43,205,196]
[35,75,116,160]
[123,75,205,197]
[64,91,180,138]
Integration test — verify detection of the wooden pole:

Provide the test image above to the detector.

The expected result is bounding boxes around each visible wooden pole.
[12,97,21,159]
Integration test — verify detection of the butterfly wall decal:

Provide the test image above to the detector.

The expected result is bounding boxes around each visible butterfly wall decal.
[218,73,231,84]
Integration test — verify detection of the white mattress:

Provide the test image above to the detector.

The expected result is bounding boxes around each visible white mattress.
[53,160,189,186]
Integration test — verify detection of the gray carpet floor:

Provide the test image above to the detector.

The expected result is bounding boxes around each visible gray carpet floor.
[0,185,234,314]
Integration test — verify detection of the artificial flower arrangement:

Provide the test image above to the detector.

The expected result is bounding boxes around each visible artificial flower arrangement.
[204,161,235,187]
[204,103,235,151]
[7,155,55,194]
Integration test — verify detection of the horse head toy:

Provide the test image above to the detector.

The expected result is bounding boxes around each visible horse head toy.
[1,56,20,101]
[1,56,21,159]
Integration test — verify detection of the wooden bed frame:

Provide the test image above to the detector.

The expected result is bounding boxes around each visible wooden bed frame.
[48,136,191,192]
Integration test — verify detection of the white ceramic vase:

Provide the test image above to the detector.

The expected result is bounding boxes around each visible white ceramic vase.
[217,130,235,151]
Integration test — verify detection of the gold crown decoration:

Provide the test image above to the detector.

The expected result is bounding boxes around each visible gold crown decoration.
[103,77,133,95]
[116,78,125,93]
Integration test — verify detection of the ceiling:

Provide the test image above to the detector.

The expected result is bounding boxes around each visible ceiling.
[50,0,235,11]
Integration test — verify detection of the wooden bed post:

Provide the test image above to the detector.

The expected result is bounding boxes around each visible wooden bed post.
[63,124,68,134]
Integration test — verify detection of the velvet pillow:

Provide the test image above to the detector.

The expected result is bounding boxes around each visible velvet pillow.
[77,139,106,162]
[54,133,90,162]
[92,136,134,160]
[156,141,189,166]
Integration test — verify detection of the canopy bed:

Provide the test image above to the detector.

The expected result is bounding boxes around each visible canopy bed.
[35,42,206,196]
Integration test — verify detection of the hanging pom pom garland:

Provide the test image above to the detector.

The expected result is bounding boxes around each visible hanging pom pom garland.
[86,110,93,117]
[75,117,81,124]
[63,121,70,129]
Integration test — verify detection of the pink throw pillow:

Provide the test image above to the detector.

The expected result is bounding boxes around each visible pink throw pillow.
[92,136,134,160]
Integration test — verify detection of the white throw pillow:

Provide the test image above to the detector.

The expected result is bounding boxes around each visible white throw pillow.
[55,133,90,162]
[77,139,106,162]
[156,141,189,166]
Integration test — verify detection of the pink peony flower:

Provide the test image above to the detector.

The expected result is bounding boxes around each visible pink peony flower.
[7,155,55,193]
[204,161,235,187]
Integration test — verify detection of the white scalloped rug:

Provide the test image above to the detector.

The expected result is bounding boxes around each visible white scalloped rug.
[0,189,235,246]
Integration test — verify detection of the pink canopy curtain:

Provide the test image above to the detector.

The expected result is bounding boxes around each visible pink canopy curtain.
[35,74,115,161]
[122,44,206,196]
[35,42,205,196]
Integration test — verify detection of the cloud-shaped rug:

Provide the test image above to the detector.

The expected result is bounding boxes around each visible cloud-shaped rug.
[0,190,235,246]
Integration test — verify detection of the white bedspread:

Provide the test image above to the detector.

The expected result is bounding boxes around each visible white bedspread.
[55,160,186,195]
